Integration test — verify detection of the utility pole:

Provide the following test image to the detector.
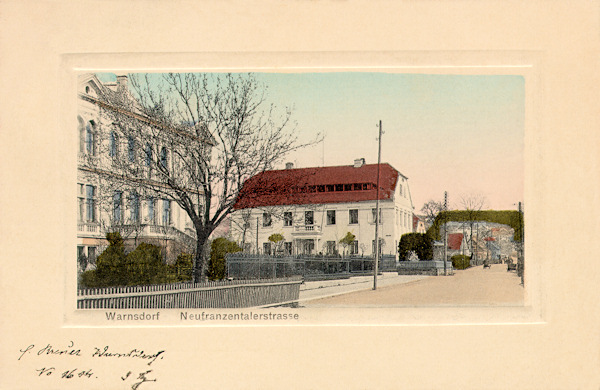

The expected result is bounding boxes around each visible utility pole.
[443,191,448,276]
[519,201,524,285]
[373,120,383,290]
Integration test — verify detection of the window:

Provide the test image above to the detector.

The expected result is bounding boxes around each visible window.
[326,241,336,255]
[85,121,95,155]
[283,212,293,227]
[372,238,384,257]
[349,209,358,224]
[335,184,343,192]
[87,247,97,264]
[344,184,352,191]
[350,240,359,255]
[128,136,135,162]
[113,191,122,222]
[145,143,152,166]
[326,210,336,225]
[263,242,271,255]
[284,242,292,256]
[109,131,118,158]
[305,211,314,225]
[147,197,156,223]
[262,212,272,227]
[326,185,334,192]
[162,199,172,225]
[77,246,85,263]
[130,192,140,223]
[371,208,382,224]
[85,185,95,222]
[78,117,85,153]
[160,147,168,170]
[77,183,84,222]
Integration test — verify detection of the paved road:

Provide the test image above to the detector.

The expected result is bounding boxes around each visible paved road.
[303,264,524,307]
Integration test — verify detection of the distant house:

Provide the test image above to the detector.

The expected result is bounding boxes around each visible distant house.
[413,215,427,234]
[438,221,516,260]
[230,159,414,259]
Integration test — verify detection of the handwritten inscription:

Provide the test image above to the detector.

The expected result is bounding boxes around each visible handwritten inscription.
[18,340,165,389]
[92,345,165,366]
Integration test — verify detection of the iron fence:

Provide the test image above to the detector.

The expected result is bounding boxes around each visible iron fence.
[226,254,396,280]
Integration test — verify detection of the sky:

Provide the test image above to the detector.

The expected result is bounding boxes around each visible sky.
[97,72,524,212]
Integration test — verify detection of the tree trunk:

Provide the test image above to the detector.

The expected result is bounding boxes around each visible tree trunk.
[193,235,211,282]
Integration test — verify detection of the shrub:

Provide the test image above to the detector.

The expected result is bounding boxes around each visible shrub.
[125,242,168,286]
[451,254,471,270]
[85,232,127,287]
[207,237,242,280]
[398,233,433,261]
[79,269,99,288]
[169,252,193,282]
[79,232,173,288]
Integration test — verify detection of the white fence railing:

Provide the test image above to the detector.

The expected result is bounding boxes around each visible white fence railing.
[77,276,302,309]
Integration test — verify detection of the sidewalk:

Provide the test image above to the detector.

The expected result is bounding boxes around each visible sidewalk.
[303,264,524,307]
[297,272,429,303]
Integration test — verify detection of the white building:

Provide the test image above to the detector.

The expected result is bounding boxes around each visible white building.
[229,159,414,259]
[77,74,210,267]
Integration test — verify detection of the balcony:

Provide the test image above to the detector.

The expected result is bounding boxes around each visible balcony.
[292,224,322,236]
[77,222,102,236]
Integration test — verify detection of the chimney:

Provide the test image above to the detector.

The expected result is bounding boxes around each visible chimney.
[353,158,365,168]
[116,74,128,91]
[285,162,294,170]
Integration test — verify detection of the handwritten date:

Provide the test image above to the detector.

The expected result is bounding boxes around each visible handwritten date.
[35,366,95,379]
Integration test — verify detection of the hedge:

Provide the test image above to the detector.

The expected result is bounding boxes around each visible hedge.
[398,233,434,261]
[451,254,471,270]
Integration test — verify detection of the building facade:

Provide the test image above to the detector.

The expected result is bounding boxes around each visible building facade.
[229,159,414,260]
[77,74,207,269]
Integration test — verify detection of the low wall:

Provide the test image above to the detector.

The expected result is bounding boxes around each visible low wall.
[397,261,454,276]
[77,276,303,309]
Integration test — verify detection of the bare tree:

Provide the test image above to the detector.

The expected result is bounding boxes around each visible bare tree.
[460,194,487,262]
[94,73,319,282]
[420,199,444,226]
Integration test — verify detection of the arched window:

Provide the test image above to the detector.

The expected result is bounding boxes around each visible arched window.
[78,116,85,153]
[85,121,96,155]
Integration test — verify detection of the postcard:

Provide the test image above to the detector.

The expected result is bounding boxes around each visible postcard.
[1,1,599,389]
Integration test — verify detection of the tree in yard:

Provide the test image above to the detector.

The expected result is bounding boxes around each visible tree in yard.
[268,233,285,256]
[94,73,319,282]
[339,232,356,259]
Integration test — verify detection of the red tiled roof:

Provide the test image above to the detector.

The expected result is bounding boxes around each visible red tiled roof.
[234,163,401,209]
[447,233,464,251]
